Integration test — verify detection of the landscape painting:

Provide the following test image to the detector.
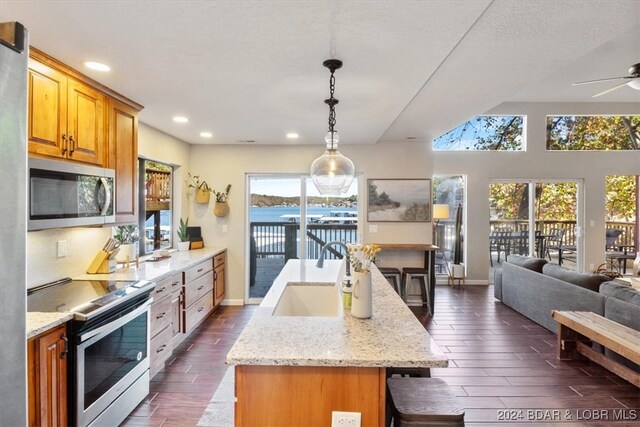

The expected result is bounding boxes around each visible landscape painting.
[367,179,431,222]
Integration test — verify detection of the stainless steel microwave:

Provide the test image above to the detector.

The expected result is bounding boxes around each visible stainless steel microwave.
[28,158,115,230]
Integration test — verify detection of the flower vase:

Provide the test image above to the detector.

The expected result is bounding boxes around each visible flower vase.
[351,271,372,319]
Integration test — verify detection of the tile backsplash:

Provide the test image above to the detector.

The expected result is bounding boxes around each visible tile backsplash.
[27,227,112,288]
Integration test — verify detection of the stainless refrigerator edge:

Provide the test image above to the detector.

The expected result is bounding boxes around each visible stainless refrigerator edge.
[0,21,28,425]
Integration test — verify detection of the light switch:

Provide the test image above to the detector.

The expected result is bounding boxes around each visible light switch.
[589,220,595,228]
[222,224,228,233]
[369,225,378,233]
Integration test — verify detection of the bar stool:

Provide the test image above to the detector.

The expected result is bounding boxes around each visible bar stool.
[401,267,430,313]
[378,267,402,295]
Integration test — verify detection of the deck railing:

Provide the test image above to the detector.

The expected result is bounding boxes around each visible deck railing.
[250,222,358,261]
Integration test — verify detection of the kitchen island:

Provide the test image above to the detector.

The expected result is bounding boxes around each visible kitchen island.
[226,259,448,427]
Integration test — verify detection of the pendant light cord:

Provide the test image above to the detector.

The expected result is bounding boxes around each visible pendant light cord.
[327,69,337,150]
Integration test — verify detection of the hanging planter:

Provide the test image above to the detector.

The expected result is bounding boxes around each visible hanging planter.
[212,184,231,217]
[214,201,229,217]
[195,189,210,204]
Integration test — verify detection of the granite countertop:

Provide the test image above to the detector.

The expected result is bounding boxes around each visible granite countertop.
[27,247,225,338]
[27,312,74,339]
[226,259,448,368]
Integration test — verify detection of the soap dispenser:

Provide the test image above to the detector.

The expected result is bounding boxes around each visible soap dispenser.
[342,278,352,310]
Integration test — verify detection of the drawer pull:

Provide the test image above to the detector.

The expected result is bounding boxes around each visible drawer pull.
[197,285,204,291]
[156,344,166,353]
[156,286,167,294]
[156,312,166,319]
[197,306,204,312]
[172,281,180,287]
[197,268,203,273]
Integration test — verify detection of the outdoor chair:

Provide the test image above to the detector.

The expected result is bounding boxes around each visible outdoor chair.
[545,228,565,262]
[511,231,529,256]
[605,229,634,274]
[489,230,511,266]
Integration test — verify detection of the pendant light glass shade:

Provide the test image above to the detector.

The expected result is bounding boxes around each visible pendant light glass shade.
[310,132,355,195]
[310,59,356,195]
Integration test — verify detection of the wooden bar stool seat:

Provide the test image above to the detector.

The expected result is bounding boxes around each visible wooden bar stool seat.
[401,267,430,312]
[387,377,465,427]
[378,267,402,294]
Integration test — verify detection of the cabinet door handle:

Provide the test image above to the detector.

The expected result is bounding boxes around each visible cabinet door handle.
[61,134,68,154]
[69,135,75,155]
[197,285,204,291]
[214,272,218,280]
[156,312,166,319]
[61,334,68,359]
[156,286,167,294]
[157,344,166,353]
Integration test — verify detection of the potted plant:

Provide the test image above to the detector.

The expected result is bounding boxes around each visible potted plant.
[177,217,190,251]
[187,173,212,204]
[449,203,465,279]
[113,225,139,263]
[213,184,232,217]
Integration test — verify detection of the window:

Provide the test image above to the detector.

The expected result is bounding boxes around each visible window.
[546,115,640,150]
[433,116,524,151]
[139,159,173,255]
[605,175,637,269]
[432,175,465,275]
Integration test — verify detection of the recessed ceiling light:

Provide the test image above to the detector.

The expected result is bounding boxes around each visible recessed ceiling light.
[84,61,110,72]
[173,116,189,123]
[200,132,213,138]
[286,132,299,139]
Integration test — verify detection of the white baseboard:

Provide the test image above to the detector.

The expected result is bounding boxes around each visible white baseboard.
[220,299,244,306]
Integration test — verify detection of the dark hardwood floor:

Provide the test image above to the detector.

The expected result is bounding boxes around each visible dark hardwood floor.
[123,286,639,426]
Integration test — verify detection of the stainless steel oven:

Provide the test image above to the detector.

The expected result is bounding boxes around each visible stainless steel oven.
[28,278,155,427]
[75,298,151,427]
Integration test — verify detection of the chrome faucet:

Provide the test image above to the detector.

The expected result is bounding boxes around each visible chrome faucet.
[316,241,350,276]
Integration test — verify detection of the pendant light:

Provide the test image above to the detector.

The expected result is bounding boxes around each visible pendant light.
[310,59,355,196]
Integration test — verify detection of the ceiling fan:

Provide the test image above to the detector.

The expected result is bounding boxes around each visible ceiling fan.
[572,62,640,98]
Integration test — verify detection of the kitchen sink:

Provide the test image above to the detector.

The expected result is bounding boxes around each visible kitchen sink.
[272,283,342,317]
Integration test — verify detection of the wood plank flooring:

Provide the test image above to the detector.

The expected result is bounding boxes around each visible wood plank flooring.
[123,286,639,426]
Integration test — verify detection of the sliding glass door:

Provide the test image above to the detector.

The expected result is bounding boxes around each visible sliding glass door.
[489,180,582,274]
[246,175,359,303]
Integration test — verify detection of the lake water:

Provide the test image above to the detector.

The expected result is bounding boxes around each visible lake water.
[250,206,357,222]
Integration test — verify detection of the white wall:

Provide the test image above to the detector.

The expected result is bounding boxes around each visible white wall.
[433,102,640,282]
[188,141,434,301]
[26,123,191,288]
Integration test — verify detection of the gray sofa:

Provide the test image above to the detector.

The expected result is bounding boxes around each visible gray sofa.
[494,255,639,370]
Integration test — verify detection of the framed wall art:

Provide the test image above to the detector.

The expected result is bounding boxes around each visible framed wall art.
[367,179,431,222]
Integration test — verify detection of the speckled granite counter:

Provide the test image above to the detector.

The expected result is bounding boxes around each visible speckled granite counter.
[27,247,225,338]
[27,312,73,339]
[74,247,225,282]
[226,259,448,368]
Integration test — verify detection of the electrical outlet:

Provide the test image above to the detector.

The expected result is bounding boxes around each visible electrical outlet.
[331,411,361,427]
[369,225,378,233]
[222,224,228,233]
[589,220,595,228]
[57,240,67,258]
[589,263,594,271]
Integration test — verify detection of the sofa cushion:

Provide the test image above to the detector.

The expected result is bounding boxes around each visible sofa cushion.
[599,281,640,305]
[542,264,608,293]
[505,255,547,273]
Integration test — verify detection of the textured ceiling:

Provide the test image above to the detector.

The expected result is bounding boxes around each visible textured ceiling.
[1,0,638,145]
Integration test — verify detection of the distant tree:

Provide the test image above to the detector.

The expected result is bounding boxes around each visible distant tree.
[606,175,637,222]
[547,115,640,150]
[433,116,524,151]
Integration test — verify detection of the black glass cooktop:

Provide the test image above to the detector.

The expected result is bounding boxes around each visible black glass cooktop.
[27,278,153,318]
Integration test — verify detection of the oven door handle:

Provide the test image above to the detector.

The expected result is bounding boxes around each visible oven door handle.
[78,299,152,343]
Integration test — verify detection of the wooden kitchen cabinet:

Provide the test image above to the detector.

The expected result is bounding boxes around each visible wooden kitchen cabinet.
[214,251,226,306]
[28,52,105,166]
[28,324,68,427]
[107,98,139,224]
[149,274,179,378]
[182,259,214,334]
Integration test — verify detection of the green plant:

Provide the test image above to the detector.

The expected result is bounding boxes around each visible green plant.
[213,184,232,203]
[113,225,139,244]
[187,173,212,192]
[177,217,190,242]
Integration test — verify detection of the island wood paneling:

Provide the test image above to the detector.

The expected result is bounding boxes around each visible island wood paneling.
[235,365,386,427]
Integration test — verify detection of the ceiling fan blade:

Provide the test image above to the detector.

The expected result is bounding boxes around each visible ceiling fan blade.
[572,76,632,86]
[592,81,630,98]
